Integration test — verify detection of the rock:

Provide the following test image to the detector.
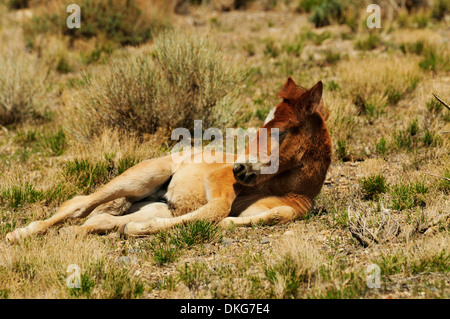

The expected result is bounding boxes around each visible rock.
[260,238,270,244]
[222,238,232,247]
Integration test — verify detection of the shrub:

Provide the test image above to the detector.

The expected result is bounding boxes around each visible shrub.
[426,97,444,113]
[301,30,332,45]
[355,34,381,51]
[411,11,429,29]
[0,184,45,210]
[394,119,420,150]
[324,49,341,65]
[421,129,439,146]
[336,139,349,161]
[145,220,221,266]
[0,49,48,125]
[390,182,428,210]
[431,0,450,21]
[407,118,419,136]
[385,86,403,105]
[14,127,67,156]
[153,30,244,129]
[394,130,412,150]
[63,158,115,193]
[400,40,425,55]
[69,30,244,140]
[23,0,172,47]
[169,220,221,248]
[326,80,340,92]
[309,0,343,28]
[263,38,280,58]
[347,201,400,246]
[7,0,29,9]
[297,0,326,12]
[68,53,159,140]
[419,46,450,72]
[375,137,388,154]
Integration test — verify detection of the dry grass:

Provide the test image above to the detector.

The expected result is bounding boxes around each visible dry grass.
[266,230,324,298]
[347,201,401,247]
[0,39,49,125]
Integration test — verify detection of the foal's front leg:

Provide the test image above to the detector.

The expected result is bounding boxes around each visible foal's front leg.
[219,194,312,227]
[121,165,240,236]
[5,155,175,243]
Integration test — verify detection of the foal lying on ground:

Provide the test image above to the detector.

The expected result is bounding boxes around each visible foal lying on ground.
[6,77,332,243]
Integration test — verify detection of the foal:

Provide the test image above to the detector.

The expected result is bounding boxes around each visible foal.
[6,77,332,242]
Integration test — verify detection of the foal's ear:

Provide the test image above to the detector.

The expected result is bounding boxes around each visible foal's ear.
[278,77,299,101]
[305,81,323,115]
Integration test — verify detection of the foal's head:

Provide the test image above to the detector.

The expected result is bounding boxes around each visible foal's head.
[233,77,332,192]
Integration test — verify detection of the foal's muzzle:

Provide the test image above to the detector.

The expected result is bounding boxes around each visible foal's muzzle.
[233,163,258,186]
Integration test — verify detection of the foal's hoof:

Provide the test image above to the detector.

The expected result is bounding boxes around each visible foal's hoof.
[119,221,153,237]
[118,223,129,238]
[218,217,236,228]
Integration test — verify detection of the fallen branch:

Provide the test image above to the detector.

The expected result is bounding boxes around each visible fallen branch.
[422,172,450,182]
[432,93,450,111]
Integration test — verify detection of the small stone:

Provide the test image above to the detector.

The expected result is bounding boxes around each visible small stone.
[222,238,232,247]
[260,238,270,244]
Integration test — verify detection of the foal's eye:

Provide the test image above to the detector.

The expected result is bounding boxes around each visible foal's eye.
[276,130,288,142]
[277,130,287,138]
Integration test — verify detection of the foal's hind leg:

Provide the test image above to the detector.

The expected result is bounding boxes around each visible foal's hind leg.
[88,197,133,218]
[67,202,173,235]
[5,155,175,243]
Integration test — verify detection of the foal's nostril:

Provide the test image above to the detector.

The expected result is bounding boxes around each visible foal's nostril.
[245,172,257,185]
[233,163,247,177]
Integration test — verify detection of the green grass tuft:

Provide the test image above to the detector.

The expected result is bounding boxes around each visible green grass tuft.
[359,175,388,201]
